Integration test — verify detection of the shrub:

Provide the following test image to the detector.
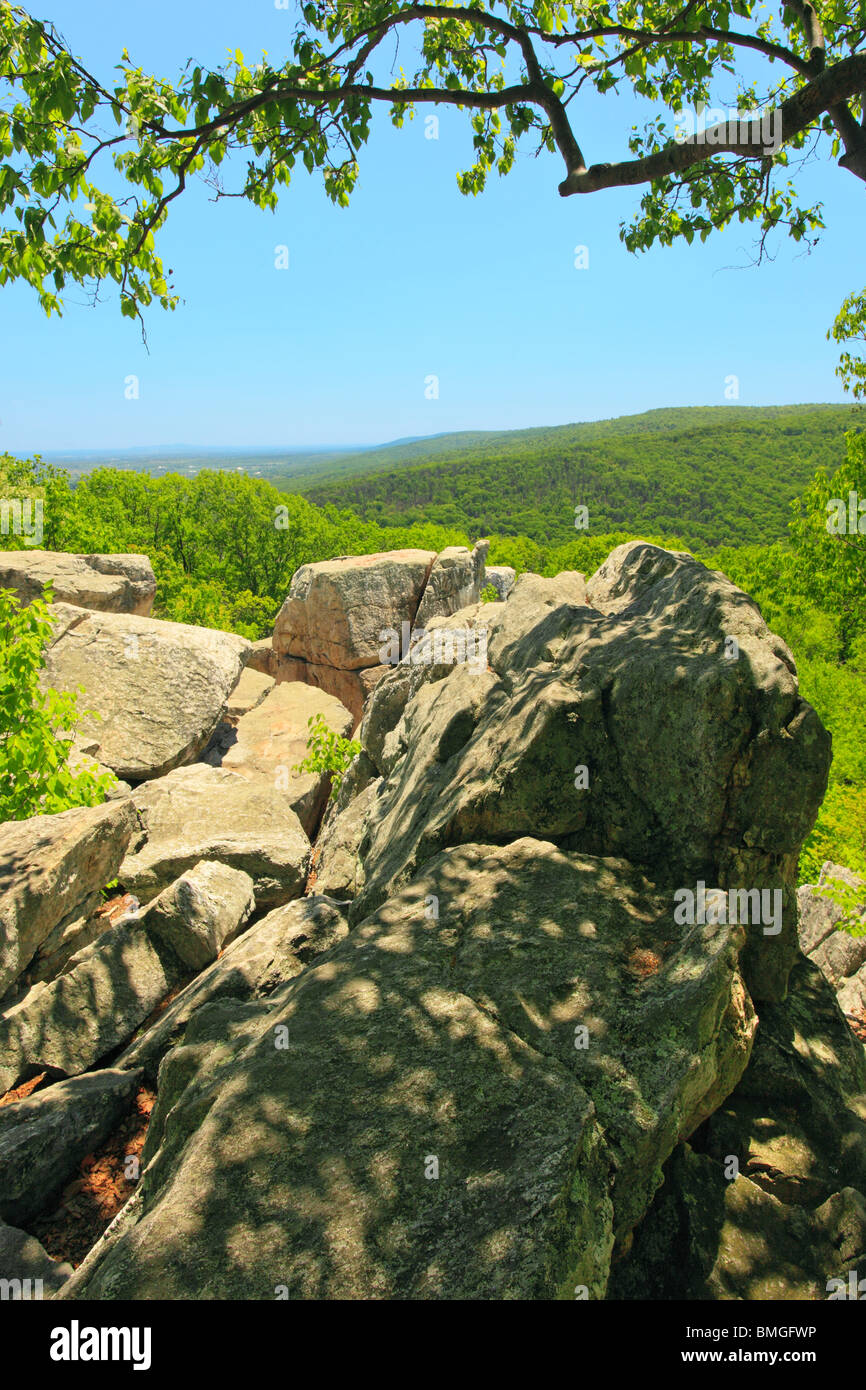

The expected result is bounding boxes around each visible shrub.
[292,712,361,799]
[0,588,116,821]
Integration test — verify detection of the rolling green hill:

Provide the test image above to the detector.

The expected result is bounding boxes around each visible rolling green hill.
[293,404,859,548]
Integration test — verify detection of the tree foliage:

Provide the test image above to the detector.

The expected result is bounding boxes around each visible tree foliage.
[0,1,864,354]
[293,711,362,797]
[0,586,117,820]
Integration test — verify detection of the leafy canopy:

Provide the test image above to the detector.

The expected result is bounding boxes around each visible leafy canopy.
[0,2,864,380]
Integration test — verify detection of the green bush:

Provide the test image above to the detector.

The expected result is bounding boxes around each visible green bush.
[0,588,116,822]
[292,712,361,799]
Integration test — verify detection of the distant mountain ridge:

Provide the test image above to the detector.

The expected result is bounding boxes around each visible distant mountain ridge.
[290,403,860,549]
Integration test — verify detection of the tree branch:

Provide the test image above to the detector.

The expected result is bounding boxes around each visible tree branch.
[559,49,866,194]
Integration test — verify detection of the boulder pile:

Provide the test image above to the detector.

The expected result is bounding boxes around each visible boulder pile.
[1,538,862,1303]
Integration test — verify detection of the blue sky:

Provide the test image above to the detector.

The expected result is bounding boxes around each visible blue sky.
[1,0,862,452]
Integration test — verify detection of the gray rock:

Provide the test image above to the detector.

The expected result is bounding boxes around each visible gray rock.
[60,838,752,1300]
[353,543,830,1003]
[0,799,137,1002]
[798,862,866,990]
[273,549,436,670]
[312,775,381,898]
[218,682,353,837]
[0,919,187,1093]
[119,764,310,908]
[0,1067,143,1226]
[483,565,516,600]
[43,604,251,781]
[415,540,489,625]
[30,892,141,988]
[118,896,350,1081]
[0,550,155,616]
[0,1222,73,1297]
[142,862,255,973]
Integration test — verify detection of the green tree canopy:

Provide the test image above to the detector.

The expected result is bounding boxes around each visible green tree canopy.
[0,2,864,380]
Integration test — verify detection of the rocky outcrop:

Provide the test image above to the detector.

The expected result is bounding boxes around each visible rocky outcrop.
[350,544,830,1004]
[60,837,754,1299]
[215,682,353,838]
[0,1068,143,1227]
[0,800,137,1003]
[273,550,436,670]
[608,957,866,1299]
[43,605,251,782]
[119,764,310,908]
[0,538,839,1303]
[415,540,489,625]
[799,861,866,1020]
[0,550,156,616]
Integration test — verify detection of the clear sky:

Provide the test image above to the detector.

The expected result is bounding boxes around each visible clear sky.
[1,0,862,453]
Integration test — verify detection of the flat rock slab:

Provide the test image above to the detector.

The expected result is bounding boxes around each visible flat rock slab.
[0,799,137,1003]
[61,839,753,1300]
[219,682,353,836]
[273,549,436,669]
[0,919,187,1094]
[0,550,156,616]
[43,604,251,782]
[119,764,310,908]
[225,666,274,719]
[0,1067,143,1226]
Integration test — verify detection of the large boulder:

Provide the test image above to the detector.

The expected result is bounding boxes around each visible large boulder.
[415,540,489,626]
[0,550,156,616]
[43,605,251,782]
[60,837,753,1300]
[0,800,137,1003]
[216,682,353,838]
[0,918,188,1094]
[119,764,310,909]
[142,862,255,973]
[273,549,436,670]
[0,1067,143,1226]
[608,957,866,1300]
[118,896,349,1081]
[353,544,831,1002]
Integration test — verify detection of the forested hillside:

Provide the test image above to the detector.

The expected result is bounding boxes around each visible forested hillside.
[297,404,857,547]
